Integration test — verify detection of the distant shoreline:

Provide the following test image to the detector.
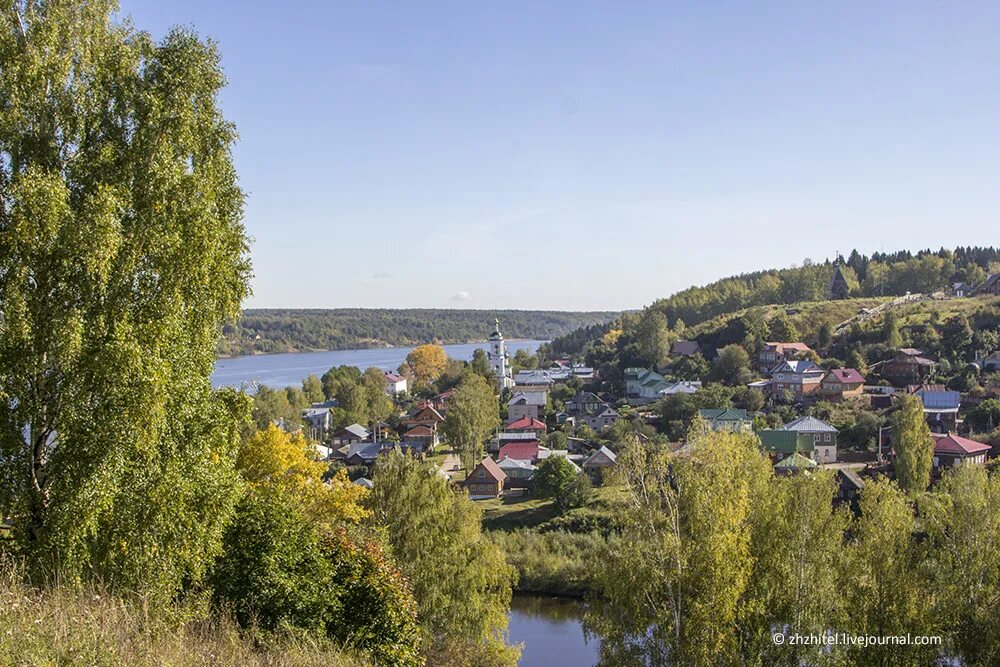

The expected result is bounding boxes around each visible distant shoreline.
[215,338,546,361]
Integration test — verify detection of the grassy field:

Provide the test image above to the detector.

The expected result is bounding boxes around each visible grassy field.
[480,486,623,532]
[0,568,368,667]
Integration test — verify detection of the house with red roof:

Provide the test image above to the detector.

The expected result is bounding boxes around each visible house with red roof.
[383,371,408,396]
[932,433,991,468]
[498,440,543,463]
[505,415,547,438]
[465,457,506,499]
[820,368,866,401]
[400,424,439,453]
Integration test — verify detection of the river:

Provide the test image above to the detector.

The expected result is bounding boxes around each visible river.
[508,596,599,666]
[211,340,545,389]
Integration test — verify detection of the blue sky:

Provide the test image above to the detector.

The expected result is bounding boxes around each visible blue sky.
[119,1,1000,311]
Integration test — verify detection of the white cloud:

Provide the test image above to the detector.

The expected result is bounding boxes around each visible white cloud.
[451,291,471,301]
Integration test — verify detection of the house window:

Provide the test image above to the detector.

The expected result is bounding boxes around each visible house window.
[777,384,784,390]
[824,433,831,442]
[814,434,821,443]
[478,470,485,479]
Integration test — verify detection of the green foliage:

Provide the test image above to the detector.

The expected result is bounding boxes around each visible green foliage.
[0,1,253,597]
[489,529,606,597]
[302,374,325,404]
[710,344,752,386]
[210,489,421,667]
[892,395,933,494]
[441,374,500,471]
[369,451,518,665]
[220,309,618,356]
[534,456,591,512]
[634,310,673,368]
[767,312,799,341]
[0,564,370,667]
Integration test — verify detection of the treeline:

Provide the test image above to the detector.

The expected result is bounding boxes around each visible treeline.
[219,309,618,356]
[590,429,1000,666]
[548,246,1000,358]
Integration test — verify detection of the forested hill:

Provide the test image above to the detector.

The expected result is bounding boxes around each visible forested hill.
[548,246,1000,357]
[218,309,620,356]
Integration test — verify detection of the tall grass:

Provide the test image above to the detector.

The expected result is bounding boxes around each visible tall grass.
[0,566,367,667]
[489,529,606,598]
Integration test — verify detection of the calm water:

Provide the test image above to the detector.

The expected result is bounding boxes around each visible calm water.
[508,595,599,667]
[212,340,545,389]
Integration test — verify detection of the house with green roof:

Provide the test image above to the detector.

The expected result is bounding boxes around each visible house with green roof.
[774,452,818,474]
[757,430,815,459]
[625,367,670,399]
[698,408,752,432]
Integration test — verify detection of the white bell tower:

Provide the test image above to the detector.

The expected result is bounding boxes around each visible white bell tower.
[488,318,514,389]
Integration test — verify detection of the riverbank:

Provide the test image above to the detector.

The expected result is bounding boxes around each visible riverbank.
[212,340,545,389]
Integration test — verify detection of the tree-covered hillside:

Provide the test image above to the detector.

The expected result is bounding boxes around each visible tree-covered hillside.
[547,246,1000,360]
[219,309,620,356]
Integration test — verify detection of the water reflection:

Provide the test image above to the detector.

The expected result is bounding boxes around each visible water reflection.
[508,595,600,667]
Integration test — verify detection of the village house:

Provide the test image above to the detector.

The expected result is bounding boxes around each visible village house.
[819,368,866,401]
[341,441,386,467]
[582,445,617,476]
[876,349,935,386]
[932,433,991,467]
[565,392,620,431]
[698,408,753,432]
[768,359,826,398]
[625,367,670,398]
[504,415,547,438]
[465,457,506,499]
[353,477,374,489]
[429,388,455,414]
[301,405,334,439]
[975,351,1000,373]
[782,415,838,463]
[498,440,543,462]
[975,273,1000,296]
[758,342,813,374]
[383,371,407,395]
[400,424,439,454]
[402,404,445,430]
[671,340,701,357]
[507,391,547,422]
[836,468,865,506]
[330,423,371,447]
[497,457,536,487]
[757,429,815,461]
[625,367,701,400]
[774,452,818,475]
[915,389,962,433]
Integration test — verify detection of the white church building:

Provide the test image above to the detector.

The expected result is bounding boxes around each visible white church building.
[488,318,515,389]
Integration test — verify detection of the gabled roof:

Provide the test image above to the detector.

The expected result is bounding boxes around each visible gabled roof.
[775,452,818,469]
[916,390,961,411]
[585,445,617,466]
[383,371,405,383]
[506,415,546,431]
[933,433,990,456]
[403,425,435,437]
[758,429,814,454]
[764,342,813,355]
[346,442,383,461]
[497,457,536,471]
[976,273,1000,293]
[659,381,701,395]
[898,348,926,357]
[405,405,444,423]
[498,441,541,461]
[671,340,701,356]
[475,457,506,482]
[771,359,823,375]
[838,468,865,490]
[569,392,603,403]
[699,408,749,422]
[338,423,371,439]
[508,392,547,407]
[353,477,374,489]
[827,368,865,384]
[783,416,838,433]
